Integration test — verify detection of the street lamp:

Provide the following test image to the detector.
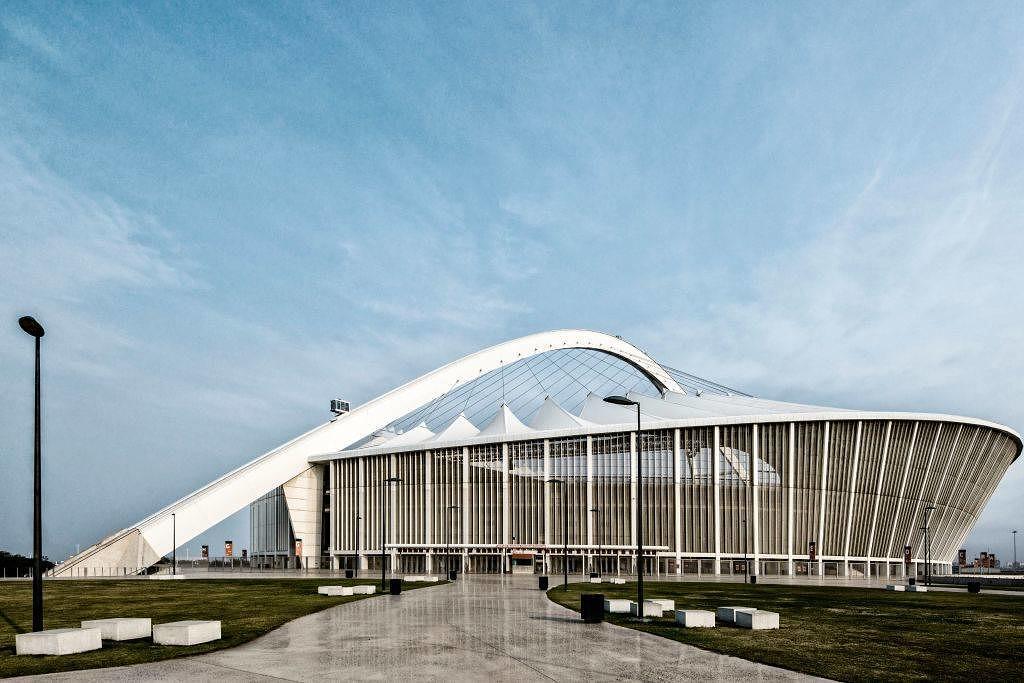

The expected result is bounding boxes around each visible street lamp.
[1013,530,1018,569]
[590,507,601,577]
[172,513,176,576]
[923,505,937,586]
[381,476,402,590]
[603,395,645,620]
[19,315,45,632]
[547,479,569,587]
[354,513,361,576]
[742,518,749,583]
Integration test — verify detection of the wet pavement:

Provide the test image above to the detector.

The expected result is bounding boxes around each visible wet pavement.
[22,575,820,681]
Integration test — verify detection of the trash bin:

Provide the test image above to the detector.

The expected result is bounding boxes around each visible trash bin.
[590,572,599,579]
[967,581,982,594]
[908,577,916,586]
[389,578,402,595]
[448,570,458,581]
[750,575,757,585]
[345,569,354,579]
[539,576,549,590]
[581,593,604,623]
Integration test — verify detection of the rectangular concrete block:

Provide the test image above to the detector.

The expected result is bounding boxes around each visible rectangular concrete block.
[318,585,354,596]
[589,577,602,583]
[352,585,377,595]
[152,620,221,646]
[650,598,675,611]
[80,618,152,641]
[886,584,905,592]
[630,600,664,618]
[736,609,779,630]
[716,606,757,623]
[907,585,928,592]
[609,578,626,585]
[676,609,716,628]
[604,598,632,613]
[16,628,102,655]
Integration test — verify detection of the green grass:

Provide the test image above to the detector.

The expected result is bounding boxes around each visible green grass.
[0,578,439,678]
[547,581,1024,682]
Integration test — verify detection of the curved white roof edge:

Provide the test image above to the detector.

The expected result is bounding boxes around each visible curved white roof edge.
[53,329,679,575]
[312,409,1023,462]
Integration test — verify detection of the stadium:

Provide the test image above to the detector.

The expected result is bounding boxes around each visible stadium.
[56,330,1020,580]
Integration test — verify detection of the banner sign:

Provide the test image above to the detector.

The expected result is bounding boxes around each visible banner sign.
[904,545,912,570]
[241,549,248,560]
[957,548,967,566]
[808,540,817,562]
[201,544,209,560]
[225,540,233,557]
[295,539,303,557]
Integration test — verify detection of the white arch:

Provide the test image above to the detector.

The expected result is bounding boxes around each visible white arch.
[54,329,680,575]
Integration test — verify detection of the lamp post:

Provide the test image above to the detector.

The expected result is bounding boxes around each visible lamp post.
[590,507,601,577]
[172,513,176,576]
[603,395,645,620]
[381,476,401,590]
[742,518,748,583]
[1013,530,1017,569]
[19,315,45,632]
[923,505,936,586]
[355,513,361,576]
[546,479,569,586]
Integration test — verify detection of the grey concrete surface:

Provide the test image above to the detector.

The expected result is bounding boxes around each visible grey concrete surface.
[20,575,822,682]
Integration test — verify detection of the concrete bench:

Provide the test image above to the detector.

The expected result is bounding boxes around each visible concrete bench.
[676,609,716,628]
[604,598,632,613]
[650,598,675,611]
[907,585,928,592]
[80,618,151,641]
[630,600,664,618]
[736,609,779,630]
[318,585,354,596]
[609,578,626,585]
[153,620,221,646]
[16,628,102,655]
[405,575,440,582]
[352,585,377,595]
[716,606,757,623]
[886,584,905,592]
[589,577,602,583]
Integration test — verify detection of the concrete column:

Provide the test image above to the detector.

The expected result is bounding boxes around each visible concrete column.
[462,446,469,572]
[843,421,863,577]
[389,454,397,572]
[713,426,721,575]
[630,431,638,563]
[425,450,433,574]
[786,423,795,576]
[866,421,893,562]
[752,424,760,576]
[543,439,551,548]
[817,422,830,576]
[502,442,510,572]
[282,464,324,569]
[885,422,919,567]
[586,435,594,571]
[673,428,682,574]
[358,457,367,571]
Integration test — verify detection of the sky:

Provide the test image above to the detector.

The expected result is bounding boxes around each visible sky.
[1,2,1022,564]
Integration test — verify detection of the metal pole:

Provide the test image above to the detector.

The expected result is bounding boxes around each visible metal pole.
[33,333,42,631]
[563,481,568,587]
[381,482,387,591]
[743,518,748,583]
[355,514,360,577]
[1013,530,1017,568]
[636,403,644,620]
[172,513,176,575]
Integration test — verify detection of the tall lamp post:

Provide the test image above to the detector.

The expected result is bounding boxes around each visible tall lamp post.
[171,513,176,576]
[589,507,601,577]
[1013,529,1018,569]
[546,479,569,586]
[923,505,936,586]
[603,395,645,620]
[742,518,749,583]
[19,315,45,632]
[381,476,401,590]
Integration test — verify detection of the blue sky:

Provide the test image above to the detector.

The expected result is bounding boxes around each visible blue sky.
[1,2,1022,563]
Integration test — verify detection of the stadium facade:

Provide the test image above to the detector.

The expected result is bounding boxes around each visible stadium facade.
[54,330,1019,579]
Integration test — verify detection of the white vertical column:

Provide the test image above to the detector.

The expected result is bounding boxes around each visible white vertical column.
[630,431,638,554]
[358,457,366,570]
[905,425,943,551]
[752,424,760,576]
[462,446,469,572]
[586,435,594,565]
[787,423,795,575]
[424,450,433,573]
[543,439,551,572]
[866,421,893,567]
[843,421,863,576]
[817,422,830,576]
[329,460,337,566]
[502,442,510,572]
[389,454,398,571]
[673,428,682,574]
[713,426,721,575]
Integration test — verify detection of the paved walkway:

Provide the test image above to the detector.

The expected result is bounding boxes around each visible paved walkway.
[23,576,819,681]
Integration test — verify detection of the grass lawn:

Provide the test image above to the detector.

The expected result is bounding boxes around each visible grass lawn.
[547,581,1024,682]
[0,577,440,678]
